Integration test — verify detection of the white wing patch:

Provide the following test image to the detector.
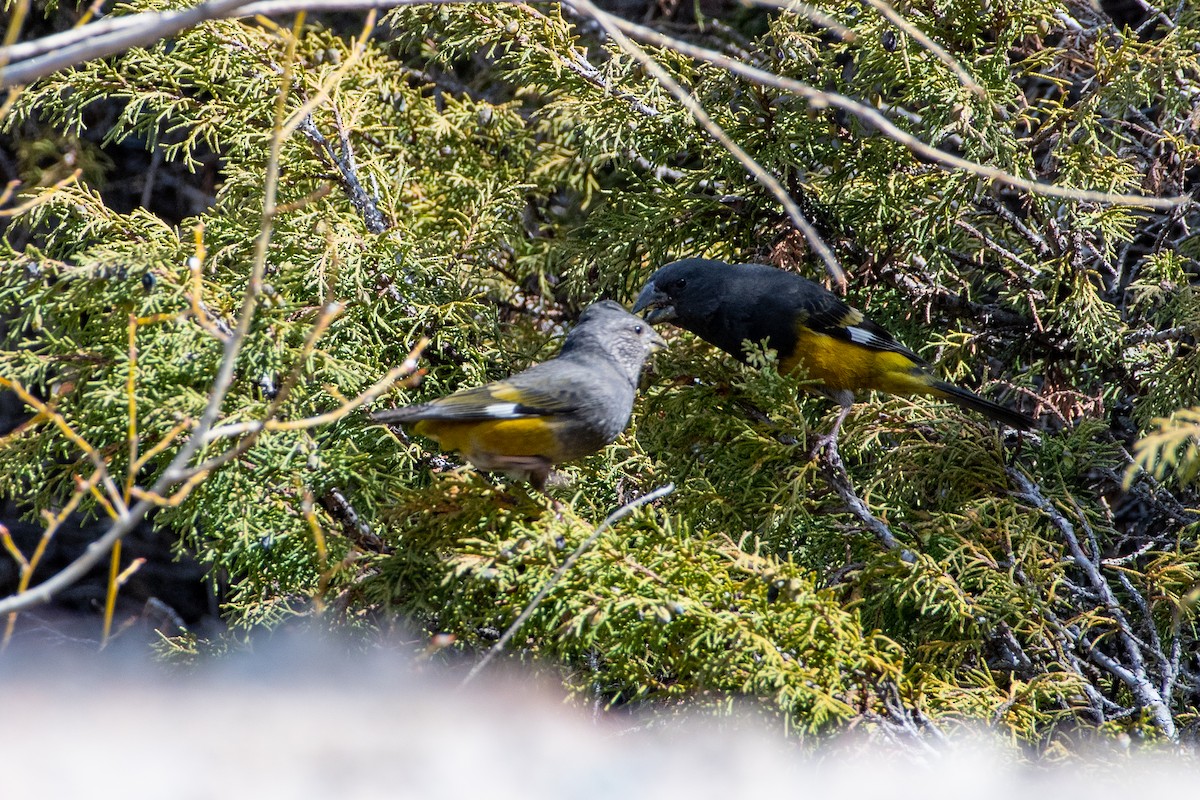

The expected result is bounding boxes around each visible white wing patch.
[482,402,528,418]
[843,324,922,361]
[846,326,880,345]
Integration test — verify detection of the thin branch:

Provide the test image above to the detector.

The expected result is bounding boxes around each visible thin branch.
[0,377,128,518]
[319,489,389,553]
[875,678,948,752]
[299,116,388,234]
[1008,468,1176,738]
[200,336,427,444]
[1113,570,1173,694]
[736,396,907,555]
[976,196,1054,257]
[0,471,104,648]
[460,483,675,686]
[2,0,406,66]
[175,15,385,472]
[162,11,301,479]
[125,315,140,505]
[592,13,1186,210]
[168,303,345,477]
[566,0,845,285]
[186,230,234,342]
[6,0,1180,216]
[1,0,257,86]
[0,169,83,217]
[0,13,308,616]
[863,0,988,100]
[3,0,667,118]
[816,435,910,556]
[517,4,662,118]
[1124,325,1192,345]
[0,0,31,71]
[954,219,1042,281]
[1009,563,1113,724]
[100,539,126,646]
[743,0,856,41]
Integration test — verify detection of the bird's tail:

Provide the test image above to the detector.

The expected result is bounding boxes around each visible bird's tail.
[369,405,431,425]
[927,380,1035,430]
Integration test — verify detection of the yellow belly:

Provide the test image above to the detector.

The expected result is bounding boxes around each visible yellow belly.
[414,417,562,462]
[782,328,931,396]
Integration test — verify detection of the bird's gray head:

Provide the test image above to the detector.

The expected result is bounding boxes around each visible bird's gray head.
[564,300,666,382]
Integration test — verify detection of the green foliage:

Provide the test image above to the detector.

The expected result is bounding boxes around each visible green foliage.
[369,480,899,732]
[1133,408,1200,487]
[3,0,1200,750]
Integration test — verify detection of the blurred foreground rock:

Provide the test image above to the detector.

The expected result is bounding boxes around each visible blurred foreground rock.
[1,634,1197,799]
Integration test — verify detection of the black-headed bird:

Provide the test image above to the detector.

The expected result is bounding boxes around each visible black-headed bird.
[633,258,1033,434]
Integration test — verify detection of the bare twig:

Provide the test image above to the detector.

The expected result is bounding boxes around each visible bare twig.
[6,0,1180,219]
[1,0,257,86]
[0,0,31,74]
[875,679,948,752]
[864,0,988,100]
[1008,562,1114,724]
[1124,325,1192,345]
[516,4,662,118]
[0,470,105,639]
[2,0,417,71]
[566,0,845,285]
[734,395,906,554]
[816,435,908,556]
[976,196,1054,257]
[200,336,427,444]
[743,0,856,41]
[3,0,656,117]
[460,483,675,686]
[954,219,1042,281]
[0,378,129,519]
[299,116,388,234]
[589,12,1187,210]
[1113,570,1172,693]
[0,13,307,616]
[1007,468,1176,738]
[174,14,389,474]
[0,169,82,217]
[320,489,389,553]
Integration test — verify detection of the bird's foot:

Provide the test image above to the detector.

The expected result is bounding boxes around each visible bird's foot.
[809,402,852,459]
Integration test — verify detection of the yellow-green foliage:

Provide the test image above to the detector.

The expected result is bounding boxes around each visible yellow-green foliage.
[1134,408,1200,488]
[369,478,900,734]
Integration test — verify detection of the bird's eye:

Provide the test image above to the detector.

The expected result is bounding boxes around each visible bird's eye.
[675,278,687,290]
[633,324,644,335]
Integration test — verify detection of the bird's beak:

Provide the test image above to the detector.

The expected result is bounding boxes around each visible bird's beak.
[648,327,667,350]
[632,281,676,324]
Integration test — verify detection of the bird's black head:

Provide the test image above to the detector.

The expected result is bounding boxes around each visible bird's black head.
[631,258,728,326]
